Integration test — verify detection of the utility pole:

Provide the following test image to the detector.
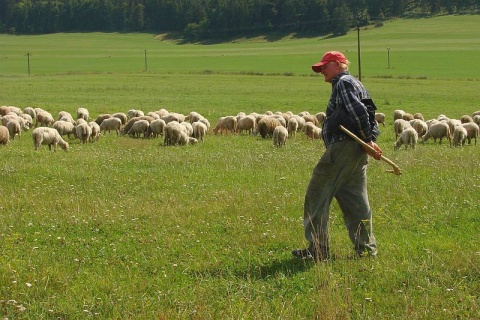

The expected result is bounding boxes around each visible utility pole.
[387,47,391,69]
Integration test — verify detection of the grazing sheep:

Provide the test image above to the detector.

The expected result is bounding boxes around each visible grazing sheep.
[76,107,90,121]
[112,112,128,125]
[186,111,204,123]
[19,113,33,129]
[120,115,155,136]
[2,114,29,131]
[402,113,414,121]
[255,117,282,139]
[128,119,150,138]
[304,122,322,139]
[374,113,386,127]
[213,116,237,135]
[155,108,169,118]
[75,122,92,144]
[94,114,112,125]
[452,125,468,147]
[0,106,22,116]
[287,117,299,138]
[53,120,75,139]
[291,115,306,131]
[446,118,462,135]
[57,111,75,124]
[460,115,473,124]
[32,127,69,151]
[315,112,326,127]
[23,107,37,120]
[394,127,418,150]
[273,125,288,147]
[36,110,55,127]
[180,122,194,137]
[128,109,144,119]
[393,109,405,121]
[147,111,160,120]
[99,117,122,135]
[413,112,425,121]
[472,115,480,127]
[394,119,412,140]
[303,114,319,126]
[178,131,198,146]
[6,119,21,140]
[410,119,428,138]
[148,119,166,138]
[0,126,10,145]
[192,121,207,142]
[89,121,101,142]
[461,122,479,145]
[161,113,181,124]
[236,115,256,135]
[163,121,184,146]
[422,121,451,146]
[198,117,211,131]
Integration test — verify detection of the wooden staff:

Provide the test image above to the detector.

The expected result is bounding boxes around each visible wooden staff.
[339,125,402,175]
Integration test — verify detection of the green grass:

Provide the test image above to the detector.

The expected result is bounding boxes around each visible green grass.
[1,15,479,319]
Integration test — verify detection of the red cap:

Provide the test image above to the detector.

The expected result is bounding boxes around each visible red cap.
[312,51,347,73]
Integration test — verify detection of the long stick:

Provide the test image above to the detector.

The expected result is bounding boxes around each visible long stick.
[339,125,402,175]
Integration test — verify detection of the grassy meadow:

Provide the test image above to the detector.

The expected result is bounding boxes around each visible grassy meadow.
[1,15,479,319]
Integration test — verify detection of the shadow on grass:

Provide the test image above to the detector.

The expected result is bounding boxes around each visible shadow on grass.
[235,257,316,280]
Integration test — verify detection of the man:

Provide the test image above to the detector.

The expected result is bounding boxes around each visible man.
[292,51,382,261]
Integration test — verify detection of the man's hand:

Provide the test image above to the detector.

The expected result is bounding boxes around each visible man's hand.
[363,141,382,160]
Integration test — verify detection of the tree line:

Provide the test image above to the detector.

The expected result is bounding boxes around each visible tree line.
[0,0,478,41]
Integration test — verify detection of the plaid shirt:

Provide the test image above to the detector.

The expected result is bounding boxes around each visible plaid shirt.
[322,71,376,147]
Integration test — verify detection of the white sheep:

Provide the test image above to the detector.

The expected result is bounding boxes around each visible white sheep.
[32,127,69,151]
[0,126,9,145]
[58,111,75,124]
[180,122,194,137]
[461,122,479,145]
[304,122,322,139]
[192,121,207,142]
[23,107,36,120]
[94,114,112,125]
[163,121,184,146]
[75,122,92,144]
[112,112,128,125]
[128,119,150,138]
[76,107,90,121]
[178,131,198,146]
[410,119,428,138]
[53,120,75,139]
[315,112,326,127]
[35,110,55,127]
[394,127,418,150]
[393,109,405,121]
[2,114,29,132]
[413,112,425,121]
[89,121,101,142]
[236,115,256,135]
[6,119,21,140]
[148,119,166,138]
[375,113,386,127]
[287,117,298,138]
[128,109,144,119]
[421,121,451,146]
[213,116,237,135]
[99,117,122,135]
[273,125,288,147]
[473,115,480,127]
[394,119,412,140]
[452,125,468,147]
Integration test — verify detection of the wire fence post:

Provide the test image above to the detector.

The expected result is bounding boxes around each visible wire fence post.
[27,52,31,75]
[144,50,147,72]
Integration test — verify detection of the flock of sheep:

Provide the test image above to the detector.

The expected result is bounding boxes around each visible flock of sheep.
[0,105,327,151]
[2,104,478,152]
[381,109,480,150]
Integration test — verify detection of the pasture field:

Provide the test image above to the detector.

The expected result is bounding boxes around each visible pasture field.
[1,15,479,319]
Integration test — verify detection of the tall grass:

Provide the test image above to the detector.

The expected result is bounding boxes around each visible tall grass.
[1,15,479,319]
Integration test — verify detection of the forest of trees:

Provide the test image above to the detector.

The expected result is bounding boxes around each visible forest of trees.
[1,0,479,41]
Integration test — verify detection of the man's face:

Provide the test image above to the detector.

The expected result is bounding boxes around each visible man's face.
[319,61,340,83]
